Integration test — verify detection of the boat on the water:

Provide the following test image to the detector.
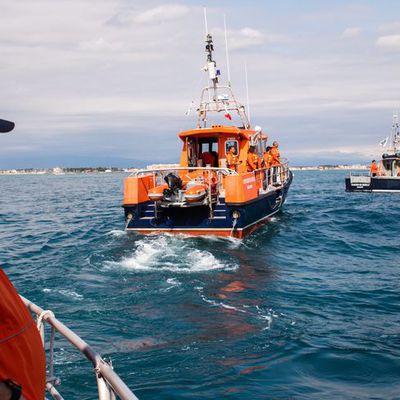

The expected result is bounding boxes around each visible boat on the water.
[346,114,400,193]
[123,30,292,238]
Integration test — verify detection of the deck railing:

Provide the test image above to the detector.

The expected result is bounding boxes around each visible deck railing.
[130,166,238,178]
[21,296,139,400]
[253,161,290,190]
[129,163,290,199]
[349,171,370,177]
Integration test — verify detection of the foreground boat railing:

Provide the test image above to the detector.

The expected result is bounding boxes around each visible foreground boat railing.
[20,296,139,400]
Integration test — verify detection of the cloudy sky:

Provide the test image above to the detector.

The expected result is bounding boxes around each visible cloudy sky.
[1,0,400,168]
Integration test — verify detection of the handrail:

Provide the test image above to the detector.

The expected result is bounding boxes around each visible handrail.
[253,161,289,173]
[130,166,239,177]
[20,296,139,400]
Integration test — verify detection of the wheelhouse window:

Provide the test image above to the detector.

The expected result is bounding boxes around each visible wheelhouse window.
[187,138,197,167]
[381,160,393,176]
[198,138,218,167]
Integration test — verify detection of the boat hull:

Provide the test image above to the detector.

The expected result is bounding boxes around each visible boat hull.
[345,176,400,192]
[124,171,292,238]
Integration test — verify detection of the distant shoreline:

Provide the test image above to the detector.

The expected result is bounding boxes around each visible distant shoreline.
[0,164,368,175]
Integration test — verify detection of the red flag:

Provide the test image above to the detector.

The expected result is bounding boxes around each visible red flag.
[225,113,232,120]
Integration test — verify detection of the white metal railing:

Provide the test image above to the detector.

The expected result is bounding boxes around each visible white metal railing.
[129,166,238,177]
[197,85,250,129]
[252,161,290,189]
[21,296,138,400]
[350,171,370,177]
[129,163,290,195]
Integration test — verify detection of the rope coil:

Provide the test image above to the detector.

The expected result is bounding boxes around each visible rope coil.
[36,310,55,328]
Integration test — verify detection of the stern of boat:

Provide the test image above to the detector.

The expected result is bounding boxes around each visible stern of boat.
[123,164,292,238]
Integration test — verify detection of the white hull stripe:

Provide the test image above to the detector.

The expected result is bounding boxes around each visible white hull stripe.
[371,189,400,193]
[127,209,280,233]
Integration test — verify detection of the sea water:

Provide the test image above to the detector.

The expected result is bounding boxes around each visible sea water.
[1,171,399,399]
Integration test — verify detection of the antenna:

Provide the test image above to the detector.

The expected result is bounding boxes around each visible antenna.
[245,62,251,126]
[393,110,400,151]
[223,14,231,87]
[203,7,208,35]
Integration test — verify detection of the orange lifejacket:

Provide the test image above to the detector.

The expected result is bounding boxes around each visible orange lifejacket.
[226,150,238,170]
[247,153,260,172]
[0,268,46,400]
[263,151,273,168]
[270,146,280,166]
[370,163,378,175]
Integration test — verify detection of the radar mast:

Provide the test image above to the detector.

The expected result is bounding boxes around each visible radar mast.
[196,16,250,129]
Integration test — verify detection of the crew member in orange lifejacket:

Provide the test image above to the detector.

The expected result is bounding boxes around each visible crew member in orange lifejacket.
[0,268,46,400]
[263,146,273,168]
[270,141,281,166]
[246,145,260,172]
[262,146,273,187]
[370,160,378,177]
[270,141,282,185]
[226,146,239,171]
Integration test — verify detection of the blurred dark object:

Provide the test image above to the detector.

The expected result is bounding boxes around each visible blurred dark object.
[0,119,15,133]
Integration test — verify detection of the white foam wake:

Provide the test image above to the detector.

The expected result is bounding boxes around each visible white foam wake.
[105,236,237,273]
[106,229,127,237]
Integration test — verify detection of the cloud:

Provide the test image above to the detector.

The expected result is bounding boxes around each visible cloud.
[232,27,264,49]
[376,34,400,51]
[378,21,400,34]
[212,27,285,51]
[240,27,263,40]
[1,1,400,168]
[341,27,361,39]
[79,37,126,52]
[133,4,190,24]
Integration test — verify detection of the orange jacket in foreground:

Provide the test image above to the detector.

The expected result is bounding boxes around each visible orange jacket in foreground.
[0,268,46,400]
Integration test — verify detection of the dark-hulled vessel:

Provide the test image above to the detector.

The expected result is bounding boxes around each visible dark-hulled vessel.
[346,114,400,193]
[123,31,292,238]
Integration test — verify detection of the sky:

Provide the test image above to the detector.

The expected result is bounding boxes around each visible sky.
[1,0,400,168]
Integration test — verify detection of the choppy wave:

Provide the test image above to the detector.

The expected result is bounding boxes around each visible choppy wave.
[42,288,84,300]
